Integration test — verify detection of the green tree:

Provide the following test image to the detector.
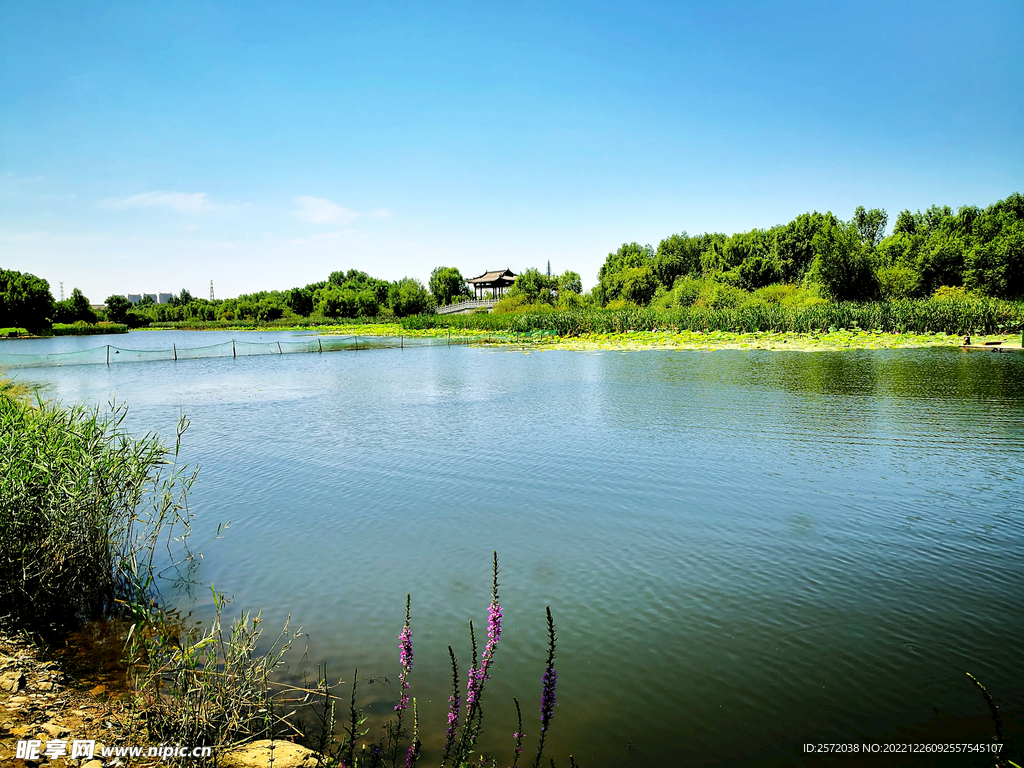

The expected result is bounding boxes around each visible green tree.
[287,287,314,316]
[53,288,98,324]
[853,206,888,247]
[892,209,923,236]
[618,267,658,305]
[598,243,654,303]
[875,265,922,299]
[429,267,471,306]
[388,278,432,317]
[168,288,194,307]
[254,301,283,323]
[183,299,217,321]
[0,269,54,332]
[556,270,582,295]
[315,286,356,318]
[355,290,379,317]
[771,212,835,281]
[329,269,371,287]
[105,295,133,324]
[916,235,965,293]
[738,254,784,290]
[809,217,876,301]
[507,268,554,304]
[653,233,701,287]
[964,221,1024,298]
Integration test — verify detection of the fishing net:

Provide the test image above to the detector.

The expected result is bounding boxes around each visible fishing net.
[0,334,505,369]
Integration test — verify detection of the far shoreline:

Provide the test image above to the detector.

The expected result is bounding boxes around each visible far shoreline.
[10,323,1020,354]
[319,324,1022,353]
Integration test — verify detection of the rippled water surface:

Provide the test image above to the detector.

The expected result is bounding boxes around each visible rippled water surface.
[12,331,1024,767]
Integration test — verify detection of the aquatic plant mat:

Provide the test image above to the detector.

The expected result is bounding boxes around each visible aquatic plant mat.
[0,334,514,369]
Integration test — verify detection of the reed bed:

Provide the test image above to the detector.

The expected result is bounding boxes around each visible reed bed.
[51,322,129,335]
[405,297,1024,337]
[0,393,196,630]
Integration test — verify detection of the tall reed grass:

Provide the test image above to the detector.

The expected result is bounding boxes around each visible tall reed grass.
[405,297,1024,337]
[51,322,129,335]
[122,589,301,754]
[0,393,197,629]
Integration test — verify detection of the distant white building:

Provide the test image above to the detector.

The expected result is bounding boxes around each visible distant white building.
[125,293,174,304]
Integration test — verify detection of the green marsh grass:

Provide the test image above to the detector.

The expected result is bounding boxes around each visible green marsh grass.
[404,297,1024,337]
[51,321,129,335]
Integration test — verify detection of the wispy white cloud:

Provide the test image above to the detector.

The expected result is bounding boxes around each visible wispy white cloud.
[293,196,361,225]
[101,191,213,212]
[366,208,394,219]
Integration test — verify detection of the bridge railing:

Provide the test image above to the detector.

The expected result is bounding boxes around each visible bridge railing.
[435,298,497,315]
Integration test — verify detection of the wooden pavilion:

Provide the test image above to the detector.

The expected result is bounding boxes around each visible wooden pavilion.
[466,268,517,299]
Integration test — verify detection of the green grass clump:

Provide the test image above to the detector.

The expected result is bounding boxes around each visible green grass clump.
[0,393,195,629]
[0,327,29,337]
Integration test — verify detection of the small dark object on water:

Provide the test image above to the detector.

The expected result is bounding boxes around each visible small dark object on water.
[983,340,1002,346]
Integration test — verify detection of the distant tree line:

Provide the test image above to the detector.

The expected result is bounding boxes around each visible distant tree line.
[3,193,1019,331]
[114,270,436,326]
[0,267,440,332]
[585,193,1023,313]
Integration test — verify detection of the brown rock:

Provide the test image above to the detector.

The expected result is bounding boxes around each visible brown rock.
[41,721,70,738]
[36,681,53,691]
[221,739,320,768]
[0,670,25,693]
[88,685,106,697]
[83,761,104,768]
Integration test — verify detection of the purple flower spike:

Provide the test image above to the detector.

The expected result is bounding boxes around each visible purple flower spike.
[533,606,558,768]
[395,596,413,712]
[539,666,557,732]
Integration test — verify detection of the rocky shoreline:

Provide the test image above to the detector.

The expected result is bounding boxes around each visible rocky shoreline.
[0,626,118,767]
[0,627,317,767]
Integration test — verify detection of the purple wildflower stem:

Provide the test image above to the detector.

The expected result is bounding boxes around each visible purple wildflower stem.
[440,646,461,767]
[467,552,503,709]
[390,594,412,768]
[395,596,413,713]
[533,606,557,768]
[404,698,421,768]
[456,552,502,761]
[512,697,524,768]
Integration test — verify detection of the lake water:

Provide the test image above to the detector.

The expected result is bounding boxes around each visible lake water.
[8,330,1024,767]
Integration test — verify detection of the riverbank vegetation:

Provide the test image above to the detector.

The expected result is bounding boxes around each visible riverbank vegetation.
[52,321,129,336]
[0,392,197,630]
[405,296,1024,337]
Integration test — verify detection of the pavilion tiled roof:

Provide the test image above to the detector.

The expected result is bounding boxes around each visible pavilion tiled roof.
[467,269,516,284]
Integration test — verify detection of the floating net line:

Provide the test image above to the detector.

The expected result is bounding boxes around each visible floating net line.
[0,334,521,369]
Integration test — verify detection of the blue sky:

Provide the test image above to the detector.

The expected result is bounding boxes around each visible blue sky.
[2,0,1021,300]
